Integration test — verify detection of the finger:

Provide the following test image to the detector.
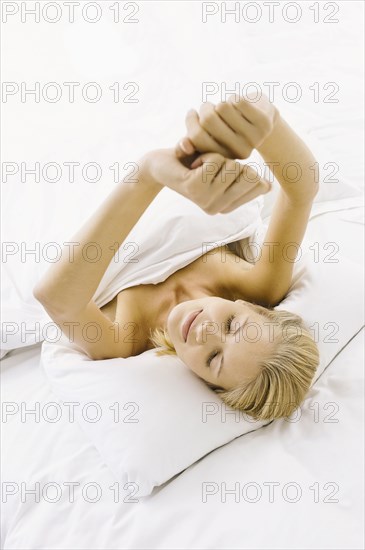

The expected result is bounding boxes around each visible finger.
[182,152,226,211]
[175,137,195,158]
[215,102,259,150]
[199,102,251,159]
[190,152,226,183]
[227,94,268,127]
[175,137,200,168]
[190,154,205,169]
[209,164,271,213]
[185,109,233,158]
[162,148,192,180]
[209,159,249,192]
[220,173,272,213]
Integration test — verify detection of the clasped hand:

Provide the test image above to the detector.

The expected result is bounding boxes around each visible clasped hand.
[139,93,279,215]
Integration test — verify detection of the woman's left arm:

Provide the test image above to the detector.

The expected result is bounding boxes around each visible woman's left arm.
[245,116,319,306]
[255,114,319,205]
[180,94,319,306]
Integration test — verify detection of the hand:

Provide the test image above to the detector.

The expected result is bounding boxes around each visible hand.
[177,93,280,161]
[139,148,271,215]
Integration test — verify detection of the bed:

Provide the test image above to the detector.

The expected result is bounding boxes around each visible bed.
[1,2,364,548]
[1,275,364,549]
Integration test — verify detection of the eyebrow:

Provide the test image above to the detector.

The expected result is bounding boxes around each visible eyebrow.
[217,316,250,379]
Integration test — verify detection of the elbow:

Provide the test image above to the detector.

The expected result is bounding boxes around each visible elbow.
[33,283,46,304]
[32,284,65,316]
[33,283,54,305]
[309,183,320,203]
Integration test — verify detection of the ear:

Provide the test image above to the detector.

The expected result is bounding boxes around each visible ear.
[235,299,245,305]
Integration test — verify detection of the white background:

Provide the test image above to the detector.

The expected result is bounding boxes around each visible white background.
[2,1,364,210]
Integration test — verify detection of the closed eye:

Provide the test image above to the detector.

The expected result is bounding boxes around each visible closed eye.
[225,314,235,333]
[206,315,250,378]
[206,350,218,368]
[206,314,234,368]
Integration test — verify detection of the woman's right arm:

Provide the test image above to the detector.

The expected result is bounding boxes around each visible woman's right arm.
[33,171,164,359]
[33,173,163,316]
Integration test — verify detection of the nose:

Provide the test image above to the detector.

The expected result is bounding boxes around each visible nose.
[195,320,221,345]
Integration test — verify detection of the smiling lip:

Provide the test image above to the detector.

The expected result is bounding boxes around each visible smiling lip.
[182,309,203,342]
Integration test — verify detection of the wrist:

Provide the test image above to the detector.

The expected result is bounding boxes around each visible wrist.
[130,155,164,194]
[136,174,164,194]
[257,111,286,156]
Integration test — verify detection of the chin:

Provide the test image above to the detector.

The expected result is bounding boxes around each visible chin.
[166,300,197,345]
[166,302,183,343]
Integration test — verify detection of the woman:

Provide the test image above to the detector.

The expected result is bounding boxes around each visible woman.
[33,93,320,421]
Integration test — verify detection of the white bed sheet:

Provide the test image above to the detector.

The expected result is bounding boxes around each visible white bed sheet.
[1,326,363,550]
[2,206,364,550]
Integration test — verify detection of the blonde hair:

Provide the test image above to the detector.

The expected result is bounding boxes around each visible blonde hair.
[149,303,319,421]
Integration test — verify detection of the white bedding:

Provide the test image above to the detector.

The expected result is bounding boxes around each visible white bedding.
[2,323,363,550]
[2,206,364,549]
[1,1,364,548]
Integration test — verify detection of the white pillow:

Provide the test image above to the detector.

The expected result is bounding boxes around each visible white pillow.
[277,208,364,384]
[41,339,269,497]
[250,128,363,221]
[41,209,364,497]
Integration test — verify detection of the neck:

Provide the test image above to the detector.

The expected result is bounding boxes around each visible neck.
[138,251,237,339]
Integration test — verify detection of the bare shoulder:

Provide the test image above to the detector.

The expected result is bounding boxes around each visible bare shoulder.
[223,243,255,271]
[228,192,315,307]
[200,243,254,269]
[220,244,276,306]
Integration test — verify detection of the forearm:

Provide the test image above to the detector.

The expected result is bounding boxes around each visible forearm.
[257,116,319,204]
[34,175,162,314]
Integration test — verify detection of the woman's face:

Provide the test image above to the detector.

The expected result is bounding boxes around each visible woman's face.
[167,297,276,390]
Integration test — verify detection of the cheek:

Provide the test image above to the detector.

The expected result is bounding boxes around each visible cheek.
[175,346,200,375]
[184,351,206,378]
